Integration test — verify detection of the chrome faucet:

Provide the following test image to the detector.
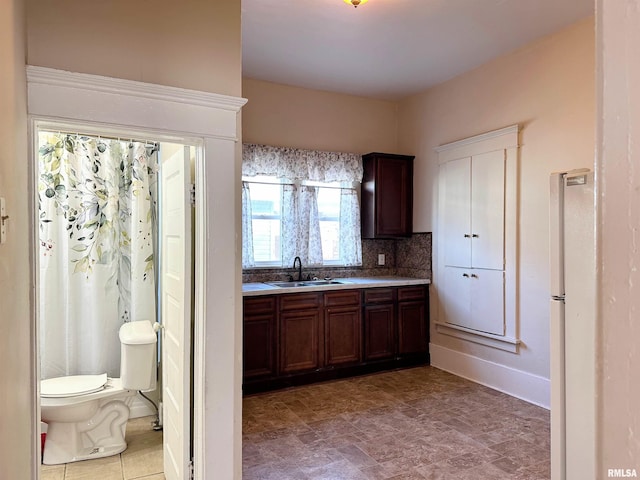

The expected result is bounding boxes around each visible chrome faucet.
[292,256,303,281]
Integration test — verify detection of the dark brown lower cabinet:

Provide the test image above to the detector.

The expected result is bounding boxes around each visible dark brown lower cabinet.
[324,290,361,367]
[398,286,429,356]
[325,306,361,366]
[279,293,322,374]
[243,296,277,379]
[398,301,427,355]
[363,303,395,361]
[363,288,395,361]
[243,285,429,394]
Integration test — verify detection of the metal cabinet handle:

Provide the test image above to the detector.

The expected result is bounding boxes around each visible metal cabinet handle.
[472,234,479,238]
[462,273,470,278]
[464,234,471,238]
[470,273,478,278]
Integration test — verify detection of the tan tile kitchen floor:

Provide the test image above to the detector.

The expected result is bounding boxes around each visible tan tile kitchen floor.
[40,416,164,480]
[243,366,550,479]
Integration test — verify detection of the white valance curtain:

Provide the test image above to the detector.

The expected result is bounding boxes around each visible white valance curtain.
[242,143,363,183]
[242,144,363,268]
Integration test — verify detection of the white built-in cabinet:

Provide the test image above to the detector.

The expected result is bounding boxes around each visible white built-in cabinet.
[443,151,505,270]
[436,126,520,352]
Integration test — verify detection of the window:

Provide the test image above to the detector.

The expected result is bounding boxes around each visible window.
[241,143,363,269]
[242,176,360,268]
[317,186,341,263]
[247,181,281,264]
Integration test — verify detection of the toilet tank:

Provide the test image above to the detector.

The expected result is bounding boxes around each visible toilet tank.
[119,321,157,391]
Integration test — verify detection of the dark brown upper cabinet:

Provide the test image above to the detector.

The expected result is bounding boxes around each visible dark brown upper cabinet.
[361,152,415,238]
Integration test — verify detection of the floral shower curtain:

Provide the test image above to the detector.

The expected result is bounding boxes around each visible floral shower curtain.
[38,132,158,379]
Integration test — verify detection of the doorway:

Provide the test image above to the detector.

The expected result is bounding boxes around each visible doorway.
[27,65,247,479]
[34,126,196,480]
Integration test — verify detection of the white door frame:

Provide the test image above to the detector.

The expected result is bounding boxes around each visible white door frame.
[27,66,247,479]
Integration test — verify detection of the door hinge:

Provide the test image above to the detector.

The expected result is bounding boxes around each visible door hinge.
[190,183,196,206]
[189,459,194,479]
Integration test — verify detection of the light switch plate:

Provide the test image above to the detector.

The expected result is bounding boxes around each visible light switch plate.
[377,253,385,266]
[0,197,6,244]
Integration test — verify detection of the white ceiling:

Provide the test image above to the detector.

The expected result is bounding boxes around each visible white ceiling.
[242,0,594,100]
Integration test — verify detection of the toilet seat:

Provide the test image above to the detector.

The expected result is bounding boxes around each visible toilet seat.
[41,373,108,398]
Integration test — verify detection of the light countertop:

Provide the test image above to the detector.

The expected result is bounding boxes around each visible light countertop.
[242,276,431,297]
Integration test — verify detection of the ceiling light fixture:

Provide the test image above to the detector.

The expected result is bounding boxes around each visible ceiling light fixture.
[344,0,368,7]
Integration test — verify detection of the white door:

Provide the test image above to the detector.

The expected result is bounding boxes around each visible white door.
[471,150,505,270]
[441,266,471,327]
[443,157,471,267]
[160,146,192,480]
[469,269,504,335]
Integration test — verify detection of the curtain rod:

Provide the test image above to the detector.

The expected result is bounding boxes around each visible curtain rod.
[39,128,159,147]
[242,179,358,189]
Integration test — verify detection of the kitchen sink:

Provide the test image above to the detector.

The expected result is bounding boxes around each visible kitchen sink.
[265,279,349,288]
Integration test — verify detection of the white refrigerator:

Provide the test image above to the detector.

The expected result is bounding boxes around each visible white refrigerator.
[549,169,596,480]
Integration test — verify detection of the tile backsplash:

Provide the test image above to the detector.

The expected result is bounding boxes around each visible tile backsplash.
[242,232,432,283]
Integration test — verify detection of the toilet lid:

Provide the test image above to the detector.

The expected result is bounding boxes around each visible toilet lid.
[41,373,108,398]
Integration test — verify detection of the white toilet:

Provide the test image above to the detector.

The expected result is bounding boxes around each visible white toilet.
[40,320,157,465]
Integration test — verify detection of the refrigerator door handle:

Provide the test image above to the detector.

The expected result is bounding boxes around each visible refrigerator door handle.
[552,295,565,302]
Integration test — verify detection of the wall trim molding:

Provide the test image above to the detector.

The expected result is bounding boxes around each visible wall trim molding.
[129,395,156,419]
[434,322,520,353]
[26,66,246,141]
[430,343,550,409]
[435,124,519,155]
[26,66,246,112]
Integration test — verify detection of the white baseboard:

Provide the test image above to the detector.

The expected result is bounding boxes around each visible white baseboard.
[430,343,550,409]
[129,393,156,419]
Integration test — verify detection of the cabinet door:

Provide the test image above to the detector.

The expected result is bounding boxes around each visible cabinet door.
[443,157,472,267]
[376,157,413,237]
[471,150,505,270]
[442,267,504,336]
[441,266,472,329]
[398,300,427,355]
[243,297,277,379]
[244,314,276,378]
[363,303,395,361]
[280,309,321,374]
[325,306,361,367]
[469,269,505,335]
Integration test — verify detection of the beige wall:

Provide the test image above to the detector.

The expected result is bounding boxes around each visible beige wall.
[0,0,34,477]
[597,0,640,474]
[398,18,595,379]
[27,0,241,96]
[242,78,398,153]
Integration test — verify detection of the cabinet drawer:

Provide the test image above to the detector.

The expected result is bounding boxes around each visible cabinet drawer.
[280,293,322,311]
[398,286,426,302]
[324,290,360,307]
[244,296,276,315]
[364,288,395,304]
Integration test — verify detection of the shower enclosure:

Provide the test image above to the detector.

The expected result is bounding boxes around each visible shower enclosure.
[37,131,159,381]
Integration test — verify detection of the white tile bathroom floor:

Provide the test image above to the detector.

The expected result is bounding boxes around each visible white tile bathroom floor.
[40,416,164,480]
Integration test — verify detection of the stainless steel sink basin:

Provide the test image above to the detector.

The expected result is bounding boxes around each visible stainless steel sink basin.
[266,281,309,288]
[265,279,349,288]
